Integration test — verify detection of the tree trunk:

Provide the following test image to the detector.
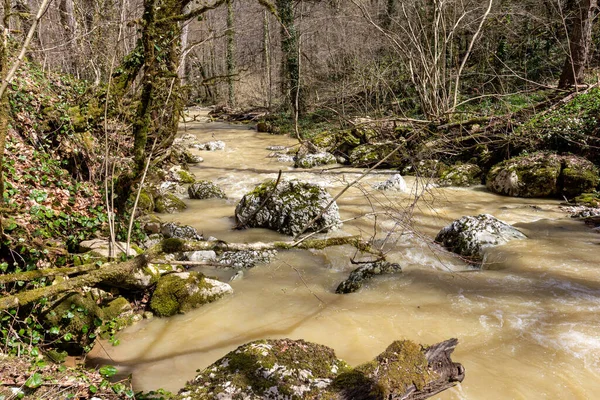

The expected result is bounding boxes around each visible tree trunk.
[276,0,302,117]
[558,0,598,88]
[226,0,236,107]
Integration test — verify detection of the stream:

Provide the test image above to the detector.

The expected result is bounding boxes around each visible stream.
[90,111,600,399]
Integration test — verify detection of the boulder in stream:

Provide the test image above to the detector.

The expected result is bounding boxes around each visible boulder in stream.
[294,152,337,169]
[154,193,187,213]
[438,163,482,187]
[150,271,233,317]
[188,180,226,199]
[176,338,464,400]
[336,261,402,294]
[486,153,599,198]
[435,214,526,263]
[190,140,226,151]
[161,222,203,241]
[235,179,342,235]
[372,174,408,192]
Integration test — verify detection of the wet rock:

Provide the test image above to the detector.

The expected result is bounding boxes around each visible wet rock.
[401,159,448,177]
[168,166,196,184]
[294,152,337,169]
[336,261,402,294]
[190,140,225,151]
[266,145,287,151]
[435,214,526,263]
[349,142,405,168]
[486,153,598,198]
[177,339,349,400]
[311,129,363,161]
[372,174,408,192]
[185,250,217,262]
[188,180,226,199]
[438,163,482,187]
[158,181,187,198]
[78,239,137,259]
[161,222,203,241]
[218,250,277,269]
[177,338,464,400]
[155,193,187,213]
[150,272,233,317]
[235,179,342,236]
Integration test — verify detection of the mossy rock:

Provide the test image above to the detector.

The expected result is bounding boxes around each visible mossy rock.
[561,155,599,198]
[150,272,233,317]
[176,169,196,184]
[486,153,562,197]
[572,192,600,207]
[155,193,187,213]
[401,159,448,177]
[188,180,226,199]
[349,142,406,168]
[294,152,337,169]
[177,339,349,399]
[486,153,599,198]
[438,163,482,187]
[137,189,155,212]
[235,179,342,235]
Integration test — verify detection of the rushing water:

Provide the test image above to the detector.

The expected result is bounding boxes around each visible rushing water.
[90,111,600,399]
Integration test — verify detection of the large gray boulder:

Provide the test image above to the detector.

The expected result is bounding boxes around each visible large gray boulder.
[235,179,342,235]
[435,214,526,263]
[188,180,226,199]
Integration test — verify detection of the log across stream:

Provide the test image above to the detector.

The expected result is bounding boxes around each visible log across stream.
[89,111,600,399]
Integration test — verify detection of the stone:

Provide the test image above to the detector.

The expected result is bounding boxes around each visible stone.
[372,174,408,192]
[486,153,598,198]
[336,261,402,294]
[435,214,527,263]
[188,180,226,199]
[149,272,233,317]
[438,163,482,187]
[161,222,203,241]
[349,141,405,168]
[78,239,137,259]
[155,193,187,213]
[168,166,196,184]
[235,179,342,236]
[177,339,349,400]
[294,152,337,169]
[217,250,277,269]
[184,250,217,262]
[190,140,225,151]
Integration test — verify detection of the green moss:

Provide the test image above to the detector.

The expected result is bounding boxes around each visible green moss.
[137,190,154,212]
[154,193,187,213]
[573,192,600,207]
[176,169,196,184]
[150,272,221,317]
[101,297,131,320]
[161,238,185,253]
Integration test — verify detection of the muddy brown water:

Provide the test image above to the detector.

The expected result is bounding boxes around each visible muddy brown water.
[90,111,600,399]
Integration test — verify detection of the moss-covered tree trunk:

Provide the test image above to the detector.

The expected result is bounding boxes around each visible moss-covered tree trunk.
[276,0,302,117]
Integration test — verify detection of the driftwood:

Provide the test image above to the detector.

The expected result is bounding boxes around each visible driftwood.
[0,236,375,311]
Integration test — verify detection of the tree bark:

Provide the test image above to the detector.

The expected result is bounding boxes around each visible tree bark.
[558,0,598,88]
[226,0,236,107]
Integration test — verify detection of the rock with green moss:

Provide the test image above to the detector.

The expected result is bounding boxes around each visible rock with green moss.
[176,338,464,400]
[435,214,526,264]
[572,192,600,207]
[311,129,362,161]
[438,163,482,187]
[177,339,349,400]
[349,142,405,168]
[401,159,448,178]
[294,152,337,169]
[336,261,402,294]
[155,193,187,213]
[560,155,599,197]
[235,179,342,235]
[486,153,598,198]
[137,189,155,212]
[188,180,226,199]
[168,166,196,184]
[150,272,233,317]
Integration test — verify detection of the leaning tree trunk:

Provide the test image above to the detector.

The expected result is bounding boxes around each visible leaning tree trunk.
[558,0,598,89]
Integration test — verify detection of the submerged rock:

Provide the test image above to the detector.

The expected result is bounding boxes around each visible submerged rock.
[150,272,232,317]
[435,214,526,263]
[188,180,226,199]
[218,250,277,269]
[191,140,225,151]
[372,174,408,192]
[486,153,599,198]
[336,261,402,294]
[438,163,482,187]
[177,338,464,400]
[235,179,342,235]
[294,152,337,169]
